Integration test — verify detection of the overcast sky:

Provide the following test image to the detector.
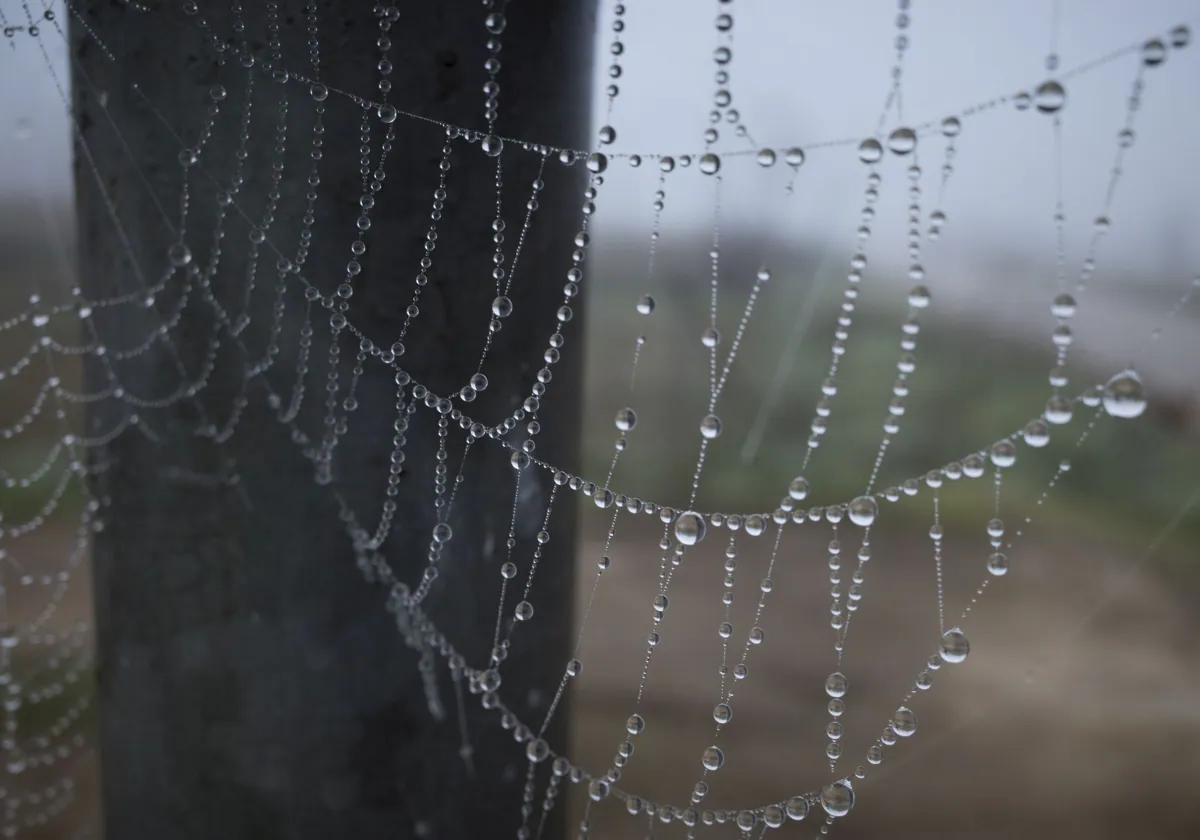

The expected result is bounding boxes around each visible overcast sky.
[1,0,1197,276]
[585,0,1200,276]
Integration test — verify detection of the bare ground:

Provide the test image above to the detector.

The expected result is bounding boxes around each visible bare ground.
[566,515,1200,839]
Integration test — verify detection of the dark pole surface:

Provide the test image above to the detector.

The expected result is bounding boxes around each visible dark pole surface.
[71,1,594,838]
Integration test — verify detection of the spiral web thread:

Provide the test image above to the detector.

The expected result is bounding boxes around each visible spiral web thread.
[0,0,1198,837]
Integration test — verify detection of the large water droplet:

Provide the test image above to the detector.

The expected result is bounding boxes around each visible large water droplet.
[481,134,504,156]
[699,153,721,175]
[939,627,969,663]
[825,671,848,698]
[615,407,637,432]
[636,295,655,315]
[1034,80,1066,113]
[820,780,854,817]
[887,127,917,155]
[167,243,192,267]
[848,496,877,527]
[626,713,645,735]
[892,706,917,737]
[1103,369,1146,418]
[857,138,883,164]
[586,152,608,173]
[1142,38,1167,66]
[786,796,809,821]
[788,476,810,501]
[987,551,1009,576]
[526,738,549,762]
[492,296,513,318]
[713,703,732,724]
[701,745,724,771]
[1051,292,1077,318]
[700,414,722,439]
[675,511,707,546]
[908,285,931,308]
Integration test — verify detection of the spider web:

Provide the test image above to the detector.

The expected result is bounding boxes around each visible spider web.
[1,1,1199,838]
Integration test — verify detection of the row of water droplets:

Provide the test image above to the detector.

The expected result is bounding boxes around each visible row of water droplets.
[0,1,1193,837]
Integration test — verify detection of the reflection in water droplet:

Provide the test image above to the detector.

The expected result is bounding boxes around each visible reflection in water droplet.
[1034,80,1066,113]
[1103,369,1146,418]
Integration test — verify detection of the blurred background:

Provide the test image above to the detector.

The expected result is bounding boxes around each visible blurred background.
[2,0,1199,837]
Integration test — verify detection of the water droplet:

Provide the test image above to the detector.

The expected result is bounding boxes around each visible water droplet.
[1023,419,1050,447]
[848,496,877,527]
[377,103,398,123]
[701,327,722,348]
[756,148,776,167]
[892,706,917,737]
[699,153,721,175]
[866,744,884,765]
[939,627,969,663]
[1142,38,1167,66]
[700,414,722,439]
[615,407,637,432]
[908,285,931,308]
[990,439,1016,468]
[825,671,848,698]
[636,295,655,315]
[485,12,507,34]
[209,84,227,102]
[658,155,675,172]
[1051,292,1076,318]
[1170,25,1191,49]
[168,243,192,267]
[713,703,732,724]
[432,523,453,543]
[762,805,784,829]
[589,779,609,801]
[1044,395,1073,425]
[857,138,883,164]
[1034,80,1066,113]
[785,147,806,167]
[941,116,962,137]
[492,296,513,318]
[1103,369,1146,418]
[586,152,608,173]
[598,125,616,144]
[786,796,809,821]
[526,738,549,762]
[887,127,917,155]
[482,134,503,156]
[470,373,489,392]
[788,476,810,501]
[626,713,645,735]
[514,600,534,621]
[701,745,724,771]
[675,511,707,546]
[820,780,854,817]
[310,83,328,101]
[987,551,1009,576]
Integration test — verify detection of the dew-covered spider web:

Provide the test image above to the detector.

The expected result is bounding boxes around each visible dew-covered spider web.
[1,0,1200,838]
